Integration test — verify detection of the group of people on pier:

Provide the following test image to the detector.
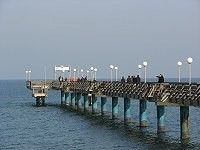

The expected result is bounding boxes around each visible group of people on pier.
[58,73,164,84]
[58,76,88,84]
[121,75,141,84]
[120,73,164,84]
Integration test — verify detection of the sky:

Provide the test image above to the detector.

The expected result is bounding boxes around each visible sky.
[0,0,200,80]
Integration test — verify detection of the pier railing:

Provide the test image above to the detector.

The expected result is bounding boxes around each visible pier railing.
[59,81,200,107]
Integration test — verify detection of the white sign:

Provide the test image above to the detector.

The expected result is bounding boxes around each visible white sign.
[55,66,70,72]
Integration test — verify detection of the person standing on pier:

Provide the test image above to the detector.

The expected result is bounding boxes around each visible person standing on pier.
[136,75,141,84]
[121,77,126,83]
[156,74,164,83]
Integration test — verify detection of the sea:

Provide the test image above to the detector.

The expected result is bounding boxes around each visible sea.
[1,79,200,150]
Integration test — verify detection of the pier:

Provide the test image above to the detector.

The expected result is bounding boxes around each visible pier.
[27,80,200,140]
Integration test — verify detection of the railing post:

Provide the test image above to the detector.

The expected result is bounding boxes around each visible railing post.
[157,105,165,132]
[92,94,98,114]
[124,97,131,123]
[112,97,118,119]
[139,100,147,127]
[101,97,107,116]
[180,106,190,140]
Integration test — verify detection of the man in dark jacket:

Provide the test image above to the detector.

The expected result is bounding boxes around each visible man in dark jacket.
[156,74,164,83]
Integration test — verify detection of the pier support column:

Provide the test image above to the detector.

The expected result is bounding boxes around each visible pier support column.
[71,93,75,108]
[180,106,190,140]
[124,98,131,123]
[101,97,107,116]
[77,93,82,110]
[61,90,65,106]
[42,97,45,106]
[83,94,89,112]
[65,92,70,105]
[36,97,45,106]
[139,100,147,127]
[157,105,165,133]
[92,94,98,114]
[112,97,118,119]
[36,97,40,106]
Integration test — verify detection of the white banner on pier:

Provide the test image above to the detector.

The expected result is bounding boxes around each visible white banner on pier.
[55,66,70,72]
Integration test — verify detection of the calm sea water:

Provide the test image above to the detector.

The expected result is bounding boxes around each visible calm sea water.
[1,80,200,149]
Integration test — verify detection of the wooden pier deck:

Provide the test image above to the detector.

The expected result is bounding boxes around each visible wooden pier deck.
[56,81,200,107]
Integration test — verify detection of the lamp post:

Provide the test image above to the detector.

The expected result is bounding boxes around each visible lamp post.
[143,61,147,83]
[81,69,84,77]
[94,68,97,80]
[187,57,193,85]
[73,68,77,81]
[26,70,31,81]
[60,65,65,78]
[177,61,182,83]
[86,70,89,80]
[138,64,142,77]
[114,67,118,81]
[68,67,70,81]
[90,67,94,81]
[110,65,114,82]
[25,71,28,81]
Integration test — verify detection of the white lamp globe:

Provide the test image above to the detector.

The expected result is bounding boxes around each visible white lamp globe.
[187,57,193,64]
[73,68,76,72]
[138,65,142,69]
[114,66,118,70]
[110,65,114,69]
[90,67,94,71]
[94,68,97,72]
[177,61,182,66]
[143,61,147,67]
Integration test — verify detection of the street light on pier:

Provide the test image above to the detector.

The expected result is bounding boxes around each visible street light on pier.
[177,61,182,83]
[26,70,31,81]
[86,70,89,80]
[114,66,118,81]
[187,57,193,85]
[90,67,94,81]
[110,65,114,82]
[81,69,84,77]
[138,64,142,77]
[143,61,147,83]
[73,68,77,81]
[94,68,97,80]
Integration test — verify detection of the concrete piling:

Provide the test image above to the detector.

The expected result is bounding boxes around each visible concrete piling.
[139,100,147,127]
[157,105,165,133]
[65,92,70,105]
[92,94,98,114]
[112,97,119,119]
[124,97,131,123]
[83,93,89,112]
[180,106,190,140]
[101,97,107,116]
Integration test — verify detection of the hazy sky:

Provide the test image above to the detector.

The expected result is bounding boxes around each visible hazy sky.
[0,0,200,80]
